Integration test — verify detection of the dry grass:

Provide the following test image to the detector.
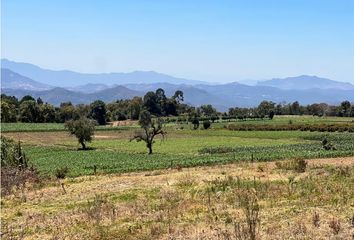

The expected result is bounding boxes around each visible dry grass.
[1,157,353,239]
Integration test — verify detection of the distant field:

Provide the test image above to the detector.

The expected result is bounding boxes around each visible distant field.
[0,122,138,132]
[2,115,353,132]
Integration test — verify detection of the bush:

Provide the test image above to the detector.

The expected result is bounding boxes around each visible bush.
[322,137,336,150]
[1,167,40,196]
[1,136,28,168]
[203,120,211,129]
[191,118,199,130]
[55,166,69,179]
[0,136,40,196]
[234,189,260,240]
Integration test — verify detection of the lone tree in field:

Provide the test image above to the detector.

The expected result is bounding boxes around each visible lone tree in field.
[131,110,166,154]
[65,118,95,150]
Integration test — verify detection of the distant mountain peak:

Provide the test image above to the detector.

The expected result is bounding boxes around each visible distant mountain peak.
[257,75,354,90]
[1,59,207,86]
[1,68,53,91]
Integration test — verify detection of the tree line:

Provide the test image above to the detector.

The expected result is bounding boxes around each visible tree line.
[227,100,353,119]
[1,90,353,125]
[0,89,186,124]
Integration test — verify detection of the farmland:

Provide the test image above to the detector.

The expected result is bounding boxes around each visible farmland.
[2,119,354,177]
[1,115,354,239]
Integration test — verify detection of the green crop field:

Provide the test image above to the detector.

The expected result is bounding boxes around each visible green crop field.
[2,128,354,176]
[2,115,353,132]
[1,116,353,177]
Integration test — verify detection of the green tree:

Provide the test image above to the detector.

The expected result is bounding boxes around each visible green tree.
[203,120,211,129]
[290,101,301,115]
[340,100,351,117]
[36,97,44,105]
[129,97,143,120]
[164,99,178,116]
[19,100,40,122]
[192,117,200,130]
[40,103,56,122]
[155,88,167,108]
[172,90,184,104]
[20,95,35,104]
[90,100,107,125]
[65,118,95,150]
[131,110,166,154]
[1,94,19,107]
[143,91,161,116]
[257,101,275,117]
[1,101,17,122]
[200,104,217,117]
[59,102,76,122]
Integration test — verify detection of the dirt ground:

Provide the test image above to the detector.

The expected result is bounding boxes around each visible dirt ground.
[1,157,353,239]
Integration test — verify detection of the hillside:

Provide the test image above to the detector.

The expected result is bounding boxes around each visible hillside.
[1,59,207,87]
[1,68,53,91]
[2,60,354,109]
[257,75,354,90]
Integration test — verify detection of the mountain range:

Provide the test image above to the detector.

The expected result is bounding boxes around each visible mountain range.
[1,59,354,111]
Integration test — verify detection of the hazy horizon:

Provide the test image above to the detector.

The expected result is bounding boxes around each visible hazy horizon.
[3,58,354,86]
[2,1,354,84]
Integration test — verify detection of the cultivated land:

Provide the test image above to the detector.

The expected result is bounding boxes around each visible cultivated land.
[1,116,354,239]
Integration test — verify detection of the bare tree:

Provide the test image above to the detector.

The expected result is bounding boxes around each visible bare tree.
[131,110,166,154]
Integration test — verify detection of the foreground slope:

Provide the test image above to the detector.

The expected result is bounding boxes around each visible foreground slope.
[1,157,353,239]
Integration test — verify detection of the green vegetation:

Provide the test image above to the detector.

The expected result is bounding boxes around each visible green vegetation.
[65,118,95,150]
[1,115,353,239]
[2,157,353,239]
[0,122,137,132]
[1,116,353,178]
[16,129,353,177]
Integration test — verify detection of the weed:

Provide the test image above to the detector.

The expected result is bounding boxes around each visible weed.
[234,188,260,240]
[312,211,320,227]
[328,218,341,235]
[55,166,69,179]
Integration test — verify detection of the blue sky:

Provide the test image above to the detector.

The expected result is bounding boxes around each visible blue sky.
[2,0,354,83]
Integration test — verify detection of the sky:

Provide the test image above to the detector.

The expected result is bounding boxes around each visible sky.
[1,0,354,83]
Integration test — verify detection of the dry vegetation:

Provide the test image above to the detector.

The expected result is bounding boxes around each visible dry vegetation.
[1,157,353,239]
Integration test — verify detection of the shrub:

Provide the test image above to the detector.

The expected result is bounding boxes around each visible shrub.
[1,167,40,197]
[234,189,260,240]
[203,120,211,129]
[0,136,40,196]
[55,166,69,179]
[1,136,28,168]
[322,137,336,150]
[192,118,199,130]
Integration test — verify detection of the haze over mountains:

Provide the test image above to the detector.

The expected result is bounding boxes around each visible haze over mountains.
[1,59,354,111]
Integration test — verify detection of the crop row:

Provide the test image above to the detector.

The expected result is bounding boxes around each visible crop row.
[227,123,354,132]
[26,139,353,177]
